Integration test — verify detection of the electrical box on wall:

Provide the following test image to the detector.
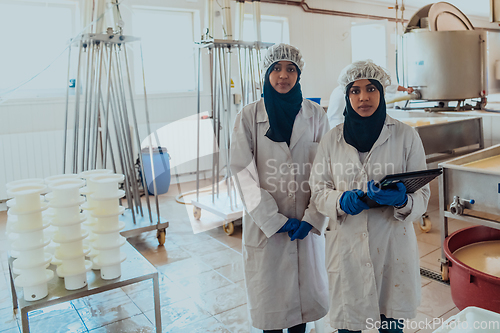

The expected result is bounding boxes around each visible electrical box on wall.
[233,93,241,105]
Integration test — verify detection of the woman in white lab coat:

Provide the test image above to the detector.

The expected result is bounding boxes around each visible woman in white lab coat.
[309,60,430,333]
[230,43,330,333]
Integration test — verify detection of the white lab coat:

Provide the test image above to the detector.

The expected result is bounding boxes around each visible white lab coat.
[327,85,399,128]
[309,115,430,331]
[230,98,330,330]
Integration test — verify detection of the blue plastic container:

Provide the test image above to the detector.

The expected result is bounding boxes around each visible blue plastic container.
[306,97,321,105]
[141,147,171,195]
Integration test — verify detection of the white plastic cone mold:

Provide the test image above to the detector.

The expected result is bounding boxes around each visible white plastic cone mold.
[44,174,80,201]
[45,174,80,184]
[88,173,126,280]
[79,170,113,261]
[6,182,49,257]
[7,183,53,301]
[88,174,125,199]
[48,179,91,290]
[80,170,115,209]
[7,184,47,212]
[6,179,46,219]
[6,205,51,258]
[14,269,54,302]
[6,178,44,189]
[79,169,113,195]
[47,179,86,206]
[92,240,127,280]
[7,184,49,248]
[92,207,127,253]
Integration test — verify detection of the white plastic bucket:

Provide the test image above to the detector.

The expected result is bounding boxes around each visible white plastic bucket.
[433,306,500,333]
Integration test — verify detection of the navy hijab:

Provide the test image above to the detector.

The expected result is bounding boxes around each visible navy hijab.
[263,63,303,146]
[343,79,386,153]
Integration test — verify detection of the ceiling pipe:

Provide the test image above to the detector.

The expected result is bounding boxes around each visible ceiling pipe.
[235,0,245,40]
[253,0,262,42]
[222,0,233,39]
[259,0,408,23]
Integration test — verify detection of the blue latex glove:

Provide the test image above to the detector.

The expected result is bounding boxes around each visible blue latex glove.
[367,180,408,207]
[340,189,370,215]
[277,218,300,233]
[289,221,313,241]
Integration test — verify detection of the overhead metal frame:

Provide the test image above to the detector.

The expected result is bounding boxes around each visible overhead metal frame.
[191,39,272,229]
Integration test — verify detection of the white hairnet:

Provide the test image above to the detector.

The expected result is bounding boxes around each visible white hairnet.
[261,43,305,74]
[338,60,391,93]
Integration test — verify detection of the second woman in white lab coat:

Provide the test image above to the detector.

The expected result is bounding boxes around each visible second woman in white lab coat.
[327,83,414,128]
[309,60,430,332]
[230,44,330,333]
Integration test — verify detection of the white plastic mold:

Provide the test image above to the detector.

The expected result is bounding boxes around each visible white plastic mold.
[55,244,90,260]
[56,258,92,290]
[92,235,126,251]
[13,252,52,272]
[6,196,44,208]
[88,174,124,199]
[6,184,47,211]
[49,204,85,222]
[14,269,54,301]
[49,213,86,228]
[80,169,113,195]
[93,231,125,248]
[47,179,85,205]
[90,199,125,217]
[44,174,80,184]
[92,217,124,234]
[93,252,127,280]
[6,178,44,189]
[11,235,51,252]
[52,229,88,244]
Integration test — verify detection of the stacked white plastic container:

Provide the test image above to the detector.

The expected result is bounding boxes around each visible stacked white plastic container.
[79,169,113,270]
[6,182,53,301]
[89,174,127,280]
[43,174,81,265]
[5,179,45,259]
[47,178,92,290]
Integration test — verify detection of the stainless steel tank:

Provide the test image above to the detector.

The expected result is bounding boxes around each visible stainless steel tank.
[484,31,500,95]
[403,30,483,101]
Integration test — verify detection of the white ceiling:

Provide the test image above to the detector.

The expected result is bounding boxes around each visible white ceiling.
[368,0,491,18]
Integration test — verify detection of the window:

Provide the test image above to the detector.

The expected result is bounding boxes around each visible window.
[242,15,290,44]
[132,7,199,94]
[351,23,387,68]
[0,1,78,98]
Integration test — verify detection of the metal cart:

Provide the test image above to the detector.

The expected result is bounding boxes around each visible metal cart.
[191,39,272,235]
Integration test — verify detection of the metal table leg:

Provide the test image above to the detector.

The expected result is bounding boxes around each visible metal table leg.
[153,272,161,333]
[9,264,17,310]
[21,308,29,333]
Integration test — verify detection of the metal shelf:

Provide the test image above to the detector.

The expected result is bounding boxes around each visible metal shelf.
[8,242,161,333]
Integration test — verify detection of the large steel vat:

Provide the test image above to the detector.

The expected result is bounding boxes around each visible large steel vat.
[403,30,483,101]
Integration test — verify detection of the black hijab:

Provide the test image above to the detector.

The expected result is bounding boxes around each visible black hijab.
[343,79,386,153]
[263,63,303,146]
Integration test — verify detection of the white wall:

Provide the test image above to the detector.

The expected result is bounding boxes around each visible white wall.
[0,0,497,187]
